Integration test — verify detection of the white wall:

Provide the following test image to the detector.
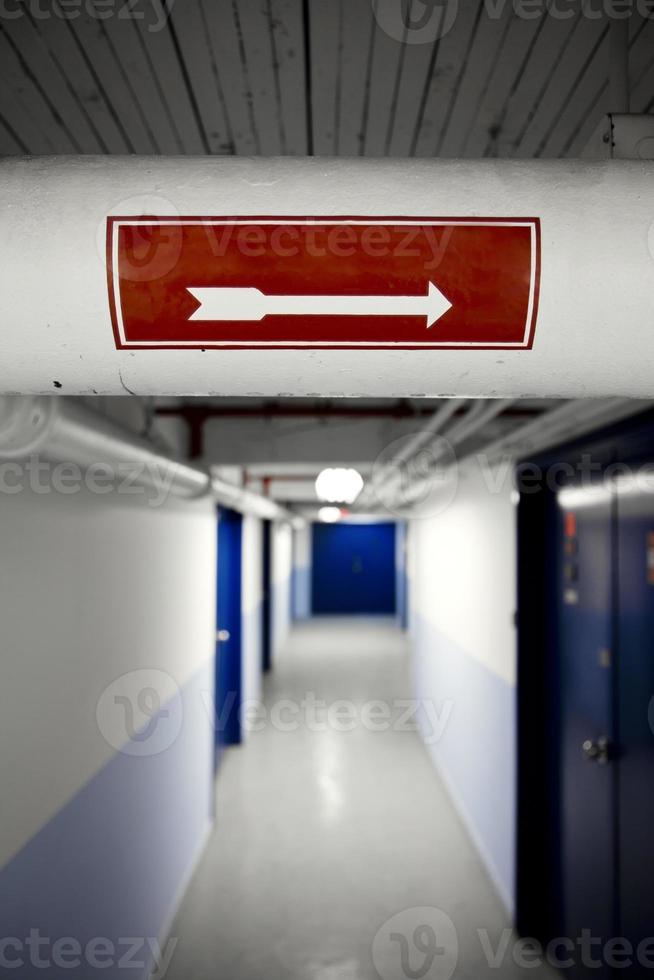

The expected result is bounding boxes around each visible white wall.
[241,514,263,714]
[0,478,216,970]
[408,457,518,913]
[272,521,293,660]
[292,523,312,619]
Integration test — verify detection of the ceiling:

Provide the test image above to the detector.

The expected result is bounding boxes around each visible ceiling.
[0,0,652,158]
[3,1,653,506]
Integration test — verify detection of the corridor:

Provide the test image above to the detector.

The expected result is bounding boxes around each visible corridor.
[1,0,654,974]
[166,618,556,980]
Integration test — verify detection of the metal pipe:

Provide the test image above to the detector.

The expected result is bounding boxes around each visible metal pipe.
[396,398,514,509]
[362,398,514,513]
[470,398,650,466]
[357,398,465,509]
[0,396,296,521]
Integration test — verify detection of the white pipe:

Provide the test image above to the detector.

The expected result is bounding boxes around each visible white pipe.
[396,398,514,509]
[1,157,654,397]
[471,397,650,466]
[364,398,514,513]
[357,398,464,508]
[0,396,296,521]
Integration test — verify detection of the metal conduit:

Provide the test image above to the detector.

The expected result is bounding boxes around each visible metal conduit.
[0,396,296,522]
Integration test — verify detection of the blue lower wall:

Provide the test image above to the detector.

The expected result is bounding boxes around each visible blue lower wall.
[272,575,292,658]
[0,661,214,979]
[412,612,516,913]
[395,521,408,630]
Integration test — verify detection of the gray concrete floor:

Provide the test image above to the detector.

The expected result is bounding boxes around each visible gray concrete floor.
[166,617,558,980]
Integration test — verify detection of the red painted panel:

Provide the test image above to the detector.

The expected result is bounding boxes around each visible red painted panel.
[107,216,540,350]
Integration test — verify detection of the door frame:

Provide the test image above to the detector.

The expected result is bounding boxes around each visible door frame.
[516,407,654,942]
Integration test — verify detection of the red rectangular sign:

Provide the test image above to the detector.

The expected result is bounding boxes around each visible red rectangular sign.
[107,216,540,350]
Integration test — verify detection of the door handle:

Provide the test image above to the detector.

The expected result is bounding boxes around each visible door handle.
[582,735,611,765]
[216,629,231,642]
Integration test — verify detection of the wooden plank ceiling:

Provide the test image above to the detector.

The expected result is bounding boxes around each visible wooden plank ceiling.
[0,0,652,157]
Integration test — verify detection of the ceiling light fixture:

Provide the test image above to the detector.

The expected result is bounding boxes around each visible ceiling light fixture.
[318,506,342,523]
[315,467,363,504]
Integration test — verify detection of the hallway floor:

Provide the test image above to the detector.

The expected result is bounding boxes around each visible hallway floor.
[166,618,558,980]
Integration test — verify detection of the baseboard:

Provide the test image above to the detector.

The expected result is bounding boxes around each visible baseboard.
[428,748,515,920]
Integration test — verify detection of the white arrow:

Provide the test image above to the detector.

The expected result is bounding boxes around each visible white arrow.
[187,280,453,328]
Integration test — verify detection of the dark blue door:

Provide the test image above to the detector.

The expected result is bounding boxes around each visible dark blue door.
[261,519,272,673]
[215,507,243,757]
[556,495,615,978]
[616,465,654,957]
[311,522,396,615]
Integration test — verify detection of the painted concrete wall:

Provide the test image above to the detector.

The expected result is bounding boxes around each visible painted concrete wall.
[241,514,263,716]
[272,521,293,661]
[395,520,408,629]
[0,482,216,978]
[292,523,312,620]
[408,457,517,914]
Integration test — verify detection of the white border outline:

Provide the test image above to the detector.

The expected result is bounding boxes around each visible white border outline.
[110,218,539,350]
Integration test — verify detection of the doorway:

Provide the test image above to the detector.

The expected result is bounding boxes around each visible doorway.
[517,412,654,977]
[215,506,243,756]
[311,522,396,615]
[261,519,272,673]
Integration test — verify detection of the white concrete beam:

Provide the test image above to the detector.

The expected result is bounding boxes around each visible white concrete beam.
[1,157,653,397]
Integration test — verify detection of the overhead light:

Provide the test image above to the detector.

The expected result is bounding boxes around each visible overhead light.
[318,506,342,523]
[315,467,363,504]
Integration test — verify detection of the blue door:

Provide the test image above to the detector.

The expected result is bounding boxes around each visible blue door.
[518,415,654,967]
[556,495,615,979]
[215,507,243,758]
[311,522,396,615]
[261,519,272,673]
[616,461,654,957]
